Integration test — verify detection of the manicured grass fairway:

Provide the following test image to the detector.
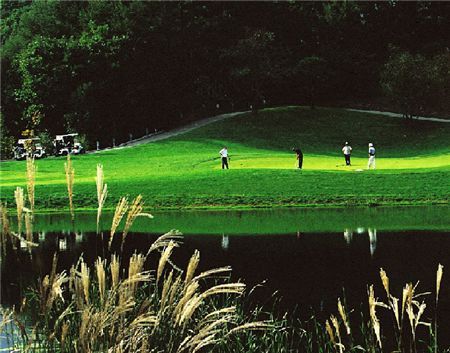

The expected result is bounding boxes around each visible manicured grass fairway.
[1,107,449,210]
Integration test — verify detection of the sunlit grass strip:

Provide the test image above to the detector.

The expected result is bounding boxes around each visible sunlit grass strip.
[64,154,75,221]
[26,157,36,214]
[95,164,107,234]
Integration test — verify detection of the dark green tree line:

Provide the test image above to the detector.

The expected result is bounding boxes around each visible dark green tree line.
[1,1,449,157]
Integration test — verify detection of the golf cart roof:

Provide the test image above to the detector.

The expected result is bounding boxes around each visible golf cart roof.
[17,138,40,144]
[55,133,78,140]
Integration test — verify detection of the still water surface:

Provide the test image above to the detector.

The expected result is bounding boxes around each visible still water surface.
[2,207,450,345]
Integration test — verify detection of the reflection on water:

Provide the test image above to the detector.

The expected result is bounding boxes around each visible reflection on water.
[217,227,380,257]
[2,218,450,346]
[343,228,353,244]
[343,228,377,256]
[221,234,229,250]
[368,228,377,256]
[20,206,450,235]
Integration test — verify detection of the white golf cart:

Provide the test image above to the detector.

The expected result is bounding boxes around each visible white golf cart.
[53,133,85,156]
[14,138,46,160]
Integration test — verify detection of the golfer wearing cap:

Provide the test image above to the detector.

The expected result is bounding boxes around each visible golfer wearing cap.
[368,143,376,169]
[342,142,352,166]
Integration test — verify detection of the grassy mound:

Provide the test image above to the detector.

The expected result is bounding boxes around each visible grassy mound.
[1,106,449,210]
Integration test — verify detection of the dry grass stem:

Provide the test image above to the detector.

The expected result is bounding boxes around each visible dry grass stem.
[1,203,10,237]
[402,282,414,316]
[330,314,343,353]
[160,270,174,311]
[147,230,183,255]
[127,253,146,297]
[110,254,121,289]
[203,306,236,323]
[109,197,129,248]
[96,164,108,234]
[64,154,75,221]
[325,319,335,344]
[157,241,178,283]
[26,157,36,214]
[337,297,350,335]
[227,321,274,335]
[407,300,429,343]
[185,250,200,286]
[436,264,443,303]
[368,285,383,349]
[191,266,232,283]
[0,203,10,253]
[14,187,25,235]
[25,212,33,244]
[122,195,151,247]
[95,257,106,305]
[80,261,90,305]
[201,283,245,299]
[380,268,389,297]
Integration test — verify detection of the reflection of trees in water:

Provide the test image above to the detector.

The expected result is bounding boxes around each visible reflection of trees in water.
[368,228,377,257]
[343,227,377,256]
[221,234,229,251]
[344,229,353,244]
[33,231,86,252]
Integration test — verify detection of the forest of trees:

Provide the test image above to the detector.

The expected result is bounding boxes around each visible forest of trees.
[1,1,449,155]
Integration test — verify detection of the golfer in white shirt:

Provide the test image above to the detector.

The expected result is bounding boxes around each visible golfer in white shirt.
[219,147,229,169]
[368,143,376,169]
[342,142,352,166]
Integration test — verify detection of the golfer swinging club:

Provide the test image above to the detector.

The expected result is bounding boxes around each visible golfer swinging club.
[219,146,229,169]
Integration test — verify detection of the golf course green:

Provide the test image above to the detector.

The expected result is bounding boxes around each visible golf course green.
[1,106,449,211]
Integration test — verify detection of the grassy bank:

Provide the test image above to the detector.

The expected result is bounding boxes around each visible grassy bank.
[1,106,449,210]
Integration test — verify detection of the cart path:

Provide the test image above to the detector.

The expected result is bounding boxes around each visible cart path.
[98,107,449,152]
[104,110,249,150]
[346,108,450,123]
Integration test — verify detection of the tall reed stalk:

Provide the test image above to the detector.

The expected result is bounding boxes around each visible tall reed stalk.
[368,285,383,350]
[95,164,107,234]
[64,155,75,221]
[14,187,24,235]
[0,203,10,236]
[25,212,33,247]
[26,157,36,215]
[435,264,443,353]
[0,203,10,253]
[13,230,275,353]
[109,197,128,248]
[121,194,153,249]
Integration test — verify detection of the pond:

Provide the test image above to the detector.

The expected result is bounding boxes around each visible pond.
[1,206,450,347]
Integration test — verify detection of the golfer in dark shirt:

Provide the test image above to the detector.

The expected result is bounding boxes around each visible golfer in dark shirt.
[292,148,303,169]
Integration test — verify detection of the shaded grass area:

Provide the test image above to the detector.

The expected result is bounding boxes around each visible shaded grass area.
[179,106,450,156]
[1,107,449,210]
